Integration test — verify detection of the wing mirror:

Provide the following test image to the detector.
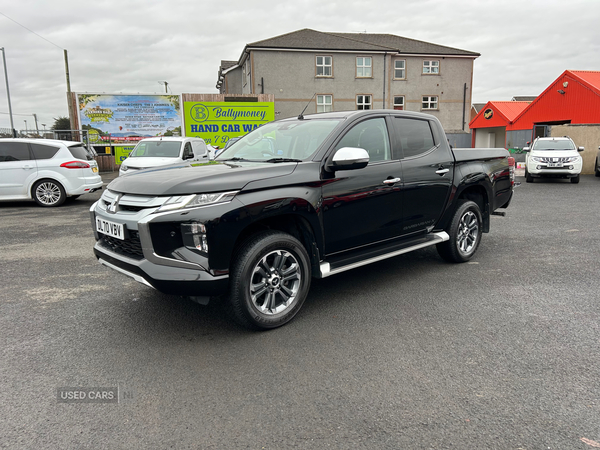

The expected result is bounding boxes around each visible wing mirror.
[578,146,585,152]
[522,147,530,152]
[326,147,369,172]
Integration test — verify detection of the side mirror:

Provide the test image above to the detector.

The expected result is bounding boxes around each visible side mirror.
[523,147,530,152]
[326,147,369,172]
[578,146,584,152]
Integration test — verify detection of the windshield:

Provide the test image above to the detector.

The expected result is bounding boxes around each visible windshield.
[532,139,576,151]
[129,141,182,158]
[216,119,341,162]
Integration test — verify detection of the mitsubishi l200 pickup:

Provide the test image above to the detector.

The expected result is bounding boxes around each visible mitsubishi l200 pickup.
[91,110,514,329]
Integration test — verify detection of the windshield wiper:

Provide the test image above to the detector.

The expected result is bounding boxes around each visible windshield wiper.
[219,157,252,162]
[264,158,303,163]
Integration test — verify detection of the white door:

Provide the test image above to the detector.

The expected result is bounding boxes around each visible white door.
[487,132,496,148]
[0,141,37,198]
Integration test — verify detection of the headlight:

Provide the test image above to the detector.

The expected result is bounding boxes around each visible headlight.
[564,156,580,163]
[531,157,543,162]
[156,191,238,213]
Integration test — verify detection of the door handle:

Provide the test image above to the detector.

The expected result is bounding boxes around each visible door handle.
[383,178,401,184]
[22,165,34,170]
[435,168,449,175]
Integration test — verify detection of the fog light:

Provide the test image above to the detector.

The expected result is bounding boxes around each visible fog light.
[181,222,209,254]
[569,165,574,170]
[537,165,542,170]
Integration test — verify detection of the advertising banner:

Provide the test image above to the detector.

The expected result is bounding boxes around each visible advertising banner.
[183,102,275,148]
[114,145,136,165]
[77,94,181,142]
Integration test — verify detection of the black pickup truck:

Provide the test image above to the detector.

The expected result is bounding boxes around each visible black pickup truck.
[91,110,514,329]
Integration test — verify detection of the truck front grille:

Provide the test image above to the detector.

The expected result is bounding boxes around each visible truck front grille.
[100,230,143,259]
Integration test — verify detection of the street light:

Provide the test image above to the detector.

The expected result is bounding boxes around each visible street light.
[24,119,27,133]
[158,81,169,93]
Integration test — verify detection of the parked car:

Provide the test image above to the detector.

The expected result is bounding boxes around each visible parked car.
[595,146,600,177]
[0,138,102,207]
[119,137,212,176]
[523,136,583,183]
[91,110,514,329]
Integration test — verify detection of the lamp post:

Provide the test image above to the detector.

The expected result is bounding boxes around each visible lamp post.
[158,81,168,93]
[24,119,27,134]
[1,47,16,137]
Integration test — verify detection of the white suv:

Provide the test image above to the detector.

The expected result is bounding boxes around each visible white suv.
[0,138,102,207]
[119,137,212,176]
[524,136,583,184]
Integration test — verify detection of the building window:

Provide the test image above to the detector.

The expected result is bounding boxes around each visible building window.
[423,60,439,74]
[316,56,332,77]
[356,57,372,78]
[394,60,406,79]
[317,95,333,113]
[393,96,405,110]
[422,96,438,110]
[357,95,372,110]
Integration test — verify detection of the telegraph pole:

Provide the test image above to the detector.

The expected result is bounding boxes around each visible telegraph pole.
[1,47,16,137]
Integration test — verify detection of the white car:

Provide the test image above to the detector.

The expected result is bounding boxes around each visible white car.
[119,137,212,176]
[0,138,102,207]
[524,136,583,184]
[595,146,600,177]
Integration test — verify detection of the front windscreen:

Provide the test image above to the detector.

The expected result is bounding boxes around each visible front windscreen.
[129,141,182,158]
[216,119,341,162]
[532,139,576,151]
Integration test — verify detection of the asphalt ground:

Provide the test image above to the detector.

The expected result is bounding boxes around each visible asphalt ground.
[1,172,600,449]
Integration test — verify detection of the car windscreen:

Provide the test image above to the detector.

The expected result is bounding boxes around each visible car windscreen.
[216,119,341,162]
[532,140,576,151]
[129,141,182,158]
[68,145,94,161]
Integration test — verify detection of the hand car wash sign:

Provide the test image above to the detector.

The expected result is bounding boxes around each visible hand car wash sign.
[183,102,275,148]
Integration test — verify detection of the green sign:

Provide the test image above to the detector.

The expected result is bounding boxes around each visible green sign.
[114,145,135,165]
[183,102,275,148]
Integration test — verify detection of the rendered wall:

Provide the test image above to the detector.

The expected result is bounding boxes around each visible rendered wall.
[551,124,600,174]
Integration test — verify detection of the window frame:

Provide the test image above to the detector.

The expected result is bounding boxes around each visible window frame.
[393,59,406,80]
[422,60,440,75]
[356,94,372,110]
[356,56,373,78]
[421,96,439,110]
[316,94,333,113]
[393,96,405,110]
[315,55,333,77]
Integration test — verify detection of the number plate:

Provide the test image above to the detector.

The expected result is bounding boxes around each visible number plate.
[547,163,563,168]
[96,218,125,240]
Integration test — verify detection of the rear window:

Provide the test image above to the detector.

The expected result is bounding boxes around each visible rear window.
[68,145,94,161]
[393,118,436,158]
[31,143,60,160]
[0,142,31,162]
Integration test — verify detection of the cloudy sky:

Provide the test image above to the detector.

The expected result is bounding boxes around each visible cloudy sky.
[0,0,599,130]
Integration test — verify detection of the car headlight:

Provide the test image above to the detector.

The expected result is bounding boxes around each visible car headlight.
[156,191,238,213]
[531,157,543,162]
[564,156,580,163]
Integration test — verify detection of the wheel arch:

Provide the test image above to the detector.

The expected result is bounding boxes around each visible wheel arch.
[456,185,490,233]
[232,213,321,275]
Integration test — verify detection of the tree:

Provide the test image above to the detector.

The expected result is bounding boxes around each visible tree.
[51,117,71,130]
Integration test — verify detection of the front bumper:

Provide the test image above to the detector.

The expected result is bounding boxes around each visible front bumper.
[90,194,230,297]
[527,162,582,177]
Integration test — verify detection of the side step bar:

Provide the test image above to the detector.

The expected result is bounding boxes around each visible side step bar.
[319,231,449,278]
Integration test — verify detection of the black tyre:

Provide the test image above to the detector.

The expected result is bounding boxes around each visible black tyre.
[525,169,533,183]
[595,159,600,177]
[437,200,482,263]
[32,179,66,207]
[227,230,312,330]
[570,174,580,184]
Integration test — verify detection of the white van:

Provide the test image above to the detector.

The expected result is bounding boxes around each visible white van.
[119,137,212,176]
